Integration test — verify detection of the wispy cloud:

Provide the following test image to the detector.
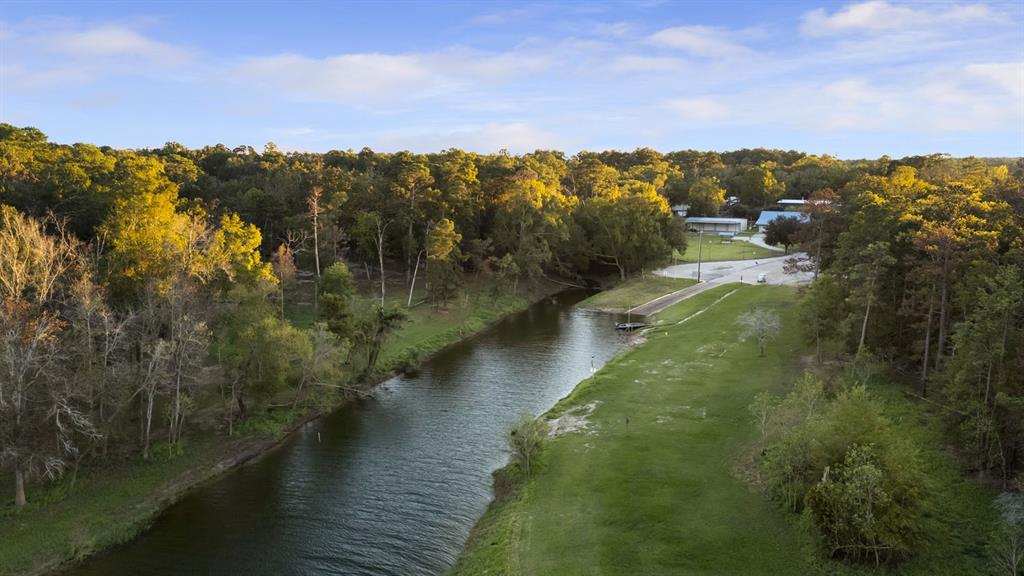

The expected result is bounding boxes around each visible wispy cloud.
[666,98,730,121]
[468,6,540,26]
[3,1,1021,156]
[234,53,438,106]
[590,21,639,38]
[965,62,1024,99]
[374,122,568,153]
[4,21,194,89]
[609,55,687,73]
[801,0,1000,37]
[232,48,550,108]
[648,26,753,59]
[44,24,192,65]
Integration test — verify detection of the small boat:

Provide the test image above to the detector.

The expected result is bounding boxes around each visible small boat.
[616,322,647,331]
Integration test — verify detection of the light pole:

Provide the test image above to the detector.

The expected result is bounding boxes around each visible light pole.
[696,228,704,282]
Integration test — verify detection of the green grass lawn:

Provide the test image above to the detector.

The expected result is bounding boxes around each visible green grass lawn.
[453,284,998,576]
[576,276,696,312]
[673,233,780,263]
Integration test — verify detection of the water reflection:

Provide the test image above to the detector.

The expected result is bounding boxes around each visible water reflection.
[66,291,624,576]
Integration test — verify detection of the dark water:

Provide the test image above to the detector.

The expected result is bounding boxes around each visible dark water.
[66,291,625,576]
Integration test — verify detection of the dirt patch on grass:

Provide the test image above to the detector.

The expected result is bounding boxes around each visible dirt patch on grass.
[548,401,601,438]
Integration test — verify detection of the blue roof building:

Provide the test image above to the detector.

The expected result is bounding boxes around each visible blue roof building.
[755,210,809,231]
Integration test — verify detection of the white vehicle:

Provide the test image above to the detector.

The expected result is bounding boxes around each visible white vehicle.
[756,273,767,284]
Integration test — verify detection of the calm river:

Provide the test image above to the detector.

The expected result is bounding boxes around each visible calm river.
[66,290,625,576]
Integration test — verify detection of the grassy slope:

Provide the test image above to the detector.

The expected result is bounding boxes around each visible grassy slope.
[452,284,998,576]
[576,277,696,313]
[0,437,245,576]
[673,233,780,263]
[373,285,543,379]
[454,285,811,575]
[0,278,547,576]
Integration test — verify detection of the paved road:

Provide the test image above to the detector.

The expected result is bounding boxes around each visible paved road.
[737,231,786,252]
[630,253,812,316]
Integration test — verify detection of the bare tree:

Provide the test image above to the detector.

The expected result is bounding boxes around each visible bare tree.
[358,213,391,306]
[307,186,323,279]
[67,274,134,462]
[749,392,776,450]
[993,492,1024,576]
[737,308,781,357]
[270,243,297,319]
[138,338,171,460]
[134,286,172,460]
[166,304,209,452]
[0,208,97,507]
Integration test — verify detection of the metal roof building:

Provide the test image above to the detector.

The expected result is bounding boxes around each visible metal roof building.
[685,217,748,233]
[755,210,809,231]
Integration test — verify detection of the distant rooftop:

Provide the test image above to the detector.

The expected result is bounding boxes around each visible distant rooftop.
[755,211,809,226]
[686,217,747,224]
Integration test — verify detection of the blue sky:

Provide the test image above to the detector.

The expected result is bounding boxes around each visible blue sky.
[1,1,1022,157]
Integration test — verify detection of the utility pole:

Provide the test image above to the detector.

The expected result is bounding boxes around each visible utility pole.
[696,229,704,282]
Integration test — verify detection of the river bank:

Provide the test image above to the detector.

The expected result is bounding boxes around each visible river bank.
[575,276,695,314]
[0,279,562,576]
[451,284,997,575]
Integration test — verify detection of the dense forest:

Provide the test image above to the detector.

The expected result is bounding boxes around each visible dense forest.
[767,156,1024,567]
[1,122,1022,571]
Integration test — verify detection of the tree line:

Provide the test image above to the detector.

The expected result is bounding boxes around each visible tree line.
[748,154,1023,569]
[1,121,1020,519]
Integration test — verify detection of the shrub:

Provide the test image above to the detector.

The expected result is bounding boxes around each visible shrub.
[508,415,546,478]
[805,444,923,565]
[756,382,928,565]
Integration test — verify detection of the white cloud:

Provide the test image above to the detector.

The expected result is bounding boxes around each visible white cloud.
[233,49,550,107]
[68,92,121,110]
[2,63,93,89]
[45,24,192,65]
[609,55,686,73]
[666,98,729,121]
[591,21,639,38]
[5,7,1021,156]
[965,62,1024,99]
[801,1,999,37]
[794,70,1021,134]
[3,22,194,90]
[648,26,752,59]
[235,53,437,105]
[373,122,568,153]
[469,8,535,26]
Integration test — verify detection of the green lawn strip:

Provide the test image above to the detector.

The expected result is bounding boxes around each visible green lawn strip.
[577,277,696,313]
[0,279,547,576]
[673,233,780,263]
[454,285,811,576]
[648,283,743,325]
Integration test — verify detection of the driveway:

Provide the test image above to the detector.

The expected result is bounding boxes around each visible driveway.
[737,231,785,252]
[629,253,812,316]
